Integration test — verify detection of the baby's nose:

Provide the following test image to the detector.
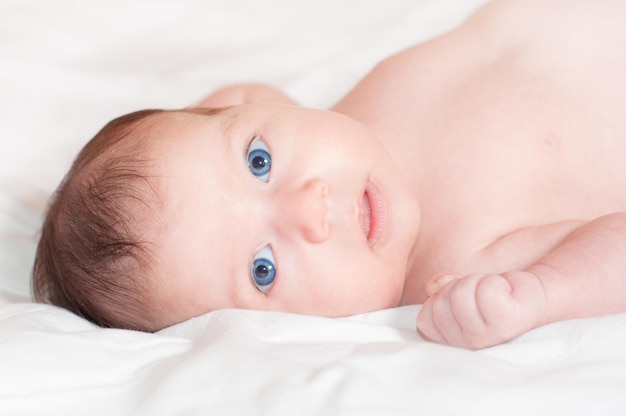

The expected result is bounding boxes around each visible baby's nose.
[279,178,330,243]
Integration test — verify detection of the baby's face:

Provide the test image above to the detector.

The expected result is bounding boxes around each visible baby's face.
[143,104,420,328]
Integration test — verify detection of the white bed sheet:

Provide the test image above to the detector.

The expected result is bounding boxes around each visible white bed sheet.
[2,0,626,415]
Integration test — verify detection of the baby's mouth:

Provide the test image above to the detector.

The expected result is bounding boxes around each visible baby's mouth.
[361,180,386,247]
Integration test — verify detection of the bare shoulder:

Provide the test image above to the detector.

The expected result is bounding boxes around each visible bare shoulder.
[334,0,626,118]
[196,84,296,108]
[471,0,626,30]
[471,0,626,50]
[480,0,626,120]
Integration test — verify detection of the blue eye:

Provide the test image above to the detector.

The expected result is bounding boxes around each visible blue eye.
[247,137,271,182]
[251,246,276,293]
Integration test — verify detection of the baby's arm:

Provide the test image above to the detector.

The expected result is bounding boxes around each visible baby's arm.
[417,213,626,349]
[196,83,296,108]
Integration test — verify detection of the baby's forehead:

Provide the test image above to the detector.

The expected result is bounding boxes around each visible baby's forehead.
[137,107,229,138]
[136,109,226,192]
[137,108,242,161]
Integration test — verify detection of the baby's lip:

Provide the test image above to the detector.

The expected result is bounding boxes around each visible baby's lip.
[361,180,386,247]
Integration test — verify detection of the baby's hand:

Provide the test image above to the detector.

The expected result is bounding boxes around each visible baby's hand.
[417,271,547,349]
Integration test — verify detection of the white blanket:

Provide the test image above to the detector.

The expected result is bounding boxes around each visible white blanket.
[2,1,626,414]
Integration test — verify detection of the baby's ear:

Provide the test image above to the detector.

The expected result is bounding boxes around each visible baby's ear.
[196,84,296,108]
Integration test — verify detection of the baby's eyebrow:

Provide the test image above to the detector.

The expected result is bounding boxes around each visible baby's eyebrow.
[180,106,239,150]
[219,111,239,137]
[180,106,234,134]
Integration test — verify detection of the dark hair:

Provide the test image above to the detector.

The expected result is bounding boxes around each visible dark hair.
[32,109,166,331]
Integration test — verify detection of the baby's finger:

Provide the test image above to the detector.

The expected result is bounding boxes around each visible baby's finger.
[425,273,457,296]
[446,274,494,347]
[416,299,448,344]
[418,281,466,345]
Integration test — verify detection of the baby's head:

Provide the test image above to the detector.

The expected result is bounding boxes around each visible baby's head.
[32,109,168,330]
[33,104,420,331]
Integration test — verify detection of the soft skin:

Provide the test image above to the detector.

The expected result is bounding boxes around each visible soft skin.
[77,0,626,348]
[145,105,420,329]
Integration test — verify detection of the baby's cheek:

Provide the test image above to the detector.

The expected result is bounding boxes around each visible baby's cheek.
[365,269,405,310]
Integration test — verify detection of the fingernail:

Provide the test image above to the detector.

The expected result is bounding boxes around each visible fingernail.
[434,274,455,287]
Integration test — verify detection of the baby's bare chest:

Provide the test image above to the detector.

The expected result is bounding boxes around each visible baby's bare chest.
[403,69,626,301]
[434,83,626,218]
[400,4,626,220]
[419,65,626,263]
[387,0,626,302]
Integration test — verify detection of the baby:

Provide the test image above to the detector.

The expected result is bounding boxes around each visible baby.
[33,0,626,349]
